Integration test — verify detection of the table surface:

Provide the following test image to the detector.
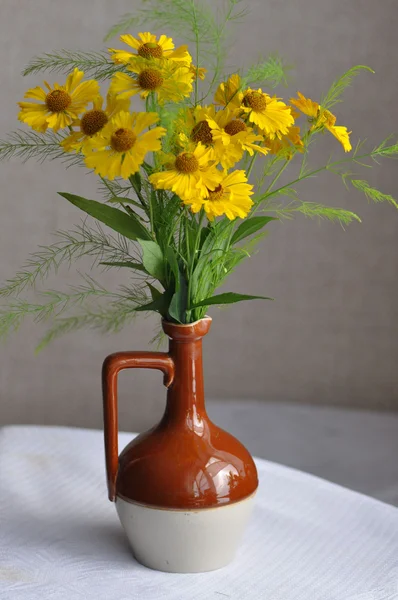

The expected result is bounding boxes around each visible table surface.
[0,426,397,600]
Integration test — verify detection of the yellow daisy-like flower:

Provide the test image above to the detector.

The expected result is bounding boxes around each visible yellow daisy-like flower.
[84,111,166,180]
[110,59,193,104]
[214,74,242,109]
[61,94,130,153]
[241,88,294,140]
[177,104,216,147]
[266,125,304,158]
[187,170,254,221]
[290,92,352,152]
[207,106,269,169]
[190,65,207,81]
[290,91,320,119]
[18,68,100,133]
[149,143,222,201]
[109,32,192,67]
[325,125,352,152]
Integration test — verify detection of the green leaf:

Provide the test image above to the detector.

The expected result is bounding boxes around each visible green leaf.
[147,282,162,301]
[165,247,179,286]
[107,196,141,207]
[135,289,171,318]
[231,216,276,245]
[58,193,151,241]
[190,292,273,309]
[129,172,142,193]
[165,247,187,324]
[138,240,165,282]
[99,261,147,272]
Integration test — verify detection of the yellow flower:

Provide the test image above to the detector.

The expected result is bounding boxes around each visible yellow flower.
[290,91,319,119]
[61,94,130,153]
[84,111,165,180]
[266,125,304,158]
[178,104,216,147]
[214,74,242,109]
[149,143,222,201]
[325,125,352,152]
[207,106,269,169]
[290,92,352,152]
[241,88,294,139]
[18,68,100,133]
[110,59,193,104]
[190,65,207,80]
[187,170,254,221]
[109,32,192,66]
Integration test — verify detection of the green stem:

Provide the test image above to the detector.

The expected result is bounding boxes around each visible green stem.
[186,209,205,319]
[191,0,200,106]
[256,148,385,205]
[246,154,258,180]
[200,1,237,103]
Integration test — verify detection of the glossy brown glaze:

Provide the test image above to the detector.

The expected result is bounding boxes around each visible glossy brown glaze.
[102,317,258,509]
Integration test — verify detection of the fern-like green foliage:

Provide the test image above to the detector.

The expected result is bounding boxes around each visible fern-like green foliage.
[22,50,123,80]
[292,202,361,225]
[351,180,398,208]
[243,55,290,88]
[321,65,374,110]
[0,225,140,299]
[0,130,76,164]
[35,298,144,351]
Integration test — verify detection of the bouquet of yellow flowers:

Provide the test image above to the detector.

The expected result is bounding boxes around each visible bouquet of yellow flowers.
[0,0,397,347]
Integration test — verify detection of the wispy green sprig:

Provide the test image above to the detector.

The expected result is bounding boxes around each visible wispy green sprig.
[351,179,398,209]
[0,225,140,298]
[0,275,122,341]
[35,299,143,351]
[22,50,124,80]
[321,65,374,110]
[0,130,78,165]
[243,55,291,88]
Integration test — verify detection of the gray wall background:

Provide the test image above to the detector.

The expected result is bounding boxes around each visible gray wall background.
[0,0,397,431]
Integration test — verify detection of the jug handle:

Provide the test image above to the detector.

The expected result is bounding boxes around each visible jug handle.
[102,351,175,501]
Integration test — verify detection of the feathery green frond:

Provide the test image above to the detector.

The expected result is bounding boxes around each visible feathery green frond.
[293,202,362,224]
[0,225,140,298]
[243,55,291,88]
[0,277,121,341]
[0,130,78,164]
[35,299,142,351]
[321,65,374,110]
[351,180,398,209]
[367,137,398,160]
[22,50,123,80]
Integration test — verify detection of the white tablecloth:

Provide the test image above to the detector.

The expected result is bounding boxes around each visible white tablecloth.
[0,426,397,600]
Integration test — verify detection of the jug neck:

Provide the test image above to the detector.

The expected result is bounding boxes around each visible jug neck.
[161,317,212,427]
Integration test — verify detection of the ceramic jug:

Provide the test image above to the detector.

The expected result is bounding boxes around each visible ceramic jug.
[102,316,258,572]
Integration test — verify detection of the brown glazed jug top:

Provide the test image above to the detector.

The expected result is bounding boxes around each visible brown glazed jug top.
[106,317,258,509]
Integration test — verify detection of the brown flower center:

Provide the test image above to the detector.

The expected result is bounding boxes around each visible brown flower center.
[138,42,163,59]
[175,152,199,174]
[243,91,267,111]
[191,120,213,145]
[207,184,224,201]
[80,109,108,136]
[138,68,164,90]
[110,128,137,152]
[224,119,247,136]
[45,89,72,113]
